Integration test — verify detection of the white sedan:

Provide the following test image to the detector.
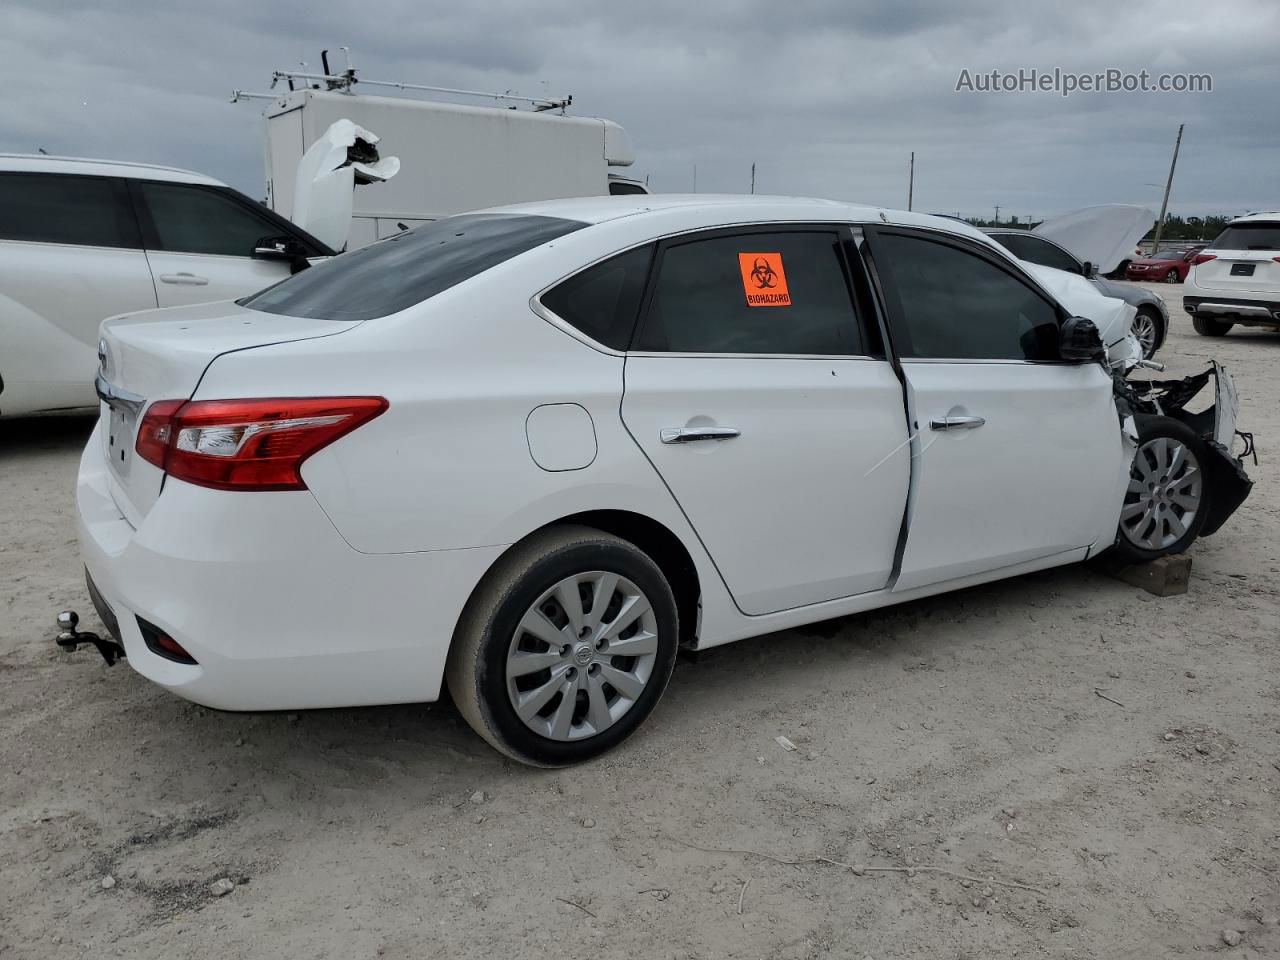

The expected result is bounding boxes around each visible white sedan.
[74,196,1248,765]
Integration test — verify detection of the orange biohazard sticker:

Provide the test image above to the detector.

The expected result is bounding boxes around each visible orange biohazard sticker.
[737,252,791,307]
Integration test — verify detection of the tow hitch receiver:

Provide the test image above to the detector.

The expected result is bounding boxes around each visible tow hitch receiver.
[55,611,125,666]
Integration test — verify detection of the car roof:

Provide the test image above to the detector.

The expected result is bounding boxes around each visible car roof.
[477,194,1000,247]
[1228,211,1280,224]
[0,153,226,187]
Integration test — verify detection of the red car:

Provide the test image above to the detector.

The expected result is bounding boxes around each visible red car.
[1125,247,1205,283]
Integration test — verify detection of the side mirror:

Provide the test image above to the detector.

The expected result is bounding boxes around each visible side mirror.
[1081,260,1099,279]
[1059,316,1106,362]
[253,236,311,274]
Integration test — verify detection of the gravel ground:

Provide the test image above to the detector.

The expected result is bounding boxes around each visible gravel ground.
[2,283,1278,959]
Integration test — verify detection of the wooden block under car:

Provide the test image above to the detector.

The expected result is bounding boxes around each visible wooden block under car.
[1103,554,1192,597]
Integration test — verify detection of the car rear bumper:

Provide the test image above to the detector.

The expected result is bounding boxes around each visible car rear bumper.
[1183,295,1280,325]
[76,420,505,711]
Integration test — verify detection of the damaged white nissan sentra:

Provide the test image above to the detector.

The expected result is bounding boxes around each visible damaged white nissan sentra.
[69,196,1253,765]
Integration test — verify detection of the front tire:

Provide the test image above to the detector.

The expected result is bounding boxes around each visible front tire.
[1113,415,1209,563]
[1131,307,1163,359]
[1191,314,1233,337]
[446,525,679,766]
[1164,268,1179,283]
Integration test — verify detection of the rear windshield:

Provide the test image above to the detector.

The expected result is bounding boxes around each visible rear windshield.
[1210,222,1280,251]
[242,214,586,321]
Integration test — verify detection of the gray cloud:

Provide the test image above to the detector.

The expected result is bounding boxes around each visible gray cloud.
[2,0,1275,219]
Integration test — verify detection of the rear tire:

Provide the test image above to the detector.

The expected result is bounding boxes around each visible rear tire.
[1191,314,1233,337]
[1112,415,1209,564]
[445,525,679,766]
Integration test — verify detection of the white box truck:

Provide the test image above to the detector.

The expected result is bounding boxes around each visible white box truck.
[245,51,645,249]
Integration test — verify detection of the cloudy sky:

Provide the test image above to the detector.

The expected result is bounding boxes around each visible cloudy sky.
[4,0,1276,221]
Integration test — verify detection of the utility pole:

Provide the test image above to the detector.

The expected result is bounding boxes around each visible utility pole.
[693,163,697,193]
[907,152,914,211]
[750,162,756,195]
[1151,123,1184,253]
[994,205,1000,224]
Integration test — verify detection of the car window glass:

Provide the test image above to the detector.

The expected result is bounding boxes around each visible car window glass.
[877,233,1060,361]
[1209,223,1280,251]
[636,231,861,355]
[993,233,1081,274]
[608,181,647,196]
[243,214,586,322]
[541,245,653,349]
[0,173,139,249]
[137,182,284,257]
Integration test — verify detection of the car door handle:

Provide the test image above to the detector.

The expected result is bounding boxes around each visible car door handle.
[660,426,741,444]
[929,415,986,431]
[158,272,209,286]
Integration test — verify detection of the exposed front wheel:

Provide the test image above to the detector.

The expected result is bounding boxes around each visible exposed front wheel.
[1113,415,1209,563]
[1164,269,1180,283]
[1191,314,1233,337]
[446,525,679,766]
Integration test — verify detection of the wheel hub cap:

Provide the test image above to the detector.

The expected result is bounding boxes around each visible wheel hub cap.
[1120,435,1202,551]
[506,571,659,742]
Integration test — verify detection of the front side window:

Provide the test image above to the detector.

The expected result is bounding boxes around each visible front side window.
[875,232,1060,361]
[991,232,1081,274]
[0,173,139,249]
[243,214,586,322]
[635,231,862,355]
[540,245,653,350]
[136,182,289,257]
[1210,222,1280,251]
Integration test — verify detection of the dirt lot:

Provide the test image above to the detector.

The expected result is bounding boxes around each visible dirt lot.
[2,284,1278,959]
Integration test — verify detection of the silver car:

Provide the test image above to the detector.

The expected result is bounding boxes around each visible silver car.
[985,229,1168,359]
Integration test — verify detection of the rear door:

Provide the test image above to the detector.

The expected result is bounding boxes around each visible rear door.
[0,171,156,413]
[620,226,910,616]
[1193,221,1280,295]
[130,180,302,307]
[863,227,1121,591]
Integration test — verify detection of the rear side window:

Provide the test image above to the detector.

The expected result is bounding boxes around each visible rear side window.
[1210,222,1280,251]
[991,233,1081,274]
[875,232,1061,361]
[635,231,862,355]
[135,182,293,257]
[540,245,653,350]
[243,214,586,322]
[0,173,139,249]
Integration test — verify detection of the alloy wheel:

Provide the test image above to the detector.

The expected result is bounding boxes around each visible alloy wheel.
[1164,269,1179,283]
[1119,436,1203,551]
[1131,311,1159,358]
[505,571,659,741]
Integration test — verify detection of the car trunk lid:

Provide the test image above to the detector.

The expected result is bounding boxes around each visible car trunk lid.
[96,300,361,524]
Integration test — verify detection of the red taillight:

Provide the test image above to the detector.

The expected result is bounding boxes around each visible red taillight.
[1191,253,1217,265]
[135,399,185,468]
[134,397,387,491]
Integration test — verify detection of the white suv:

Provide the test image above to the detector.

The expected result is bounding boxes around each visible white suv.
[1184,211,1280,337]
[0,155,333,417]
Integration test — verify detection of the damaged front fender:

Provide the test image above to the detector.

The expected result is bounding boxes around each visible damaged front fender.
[1115,361,1254,540]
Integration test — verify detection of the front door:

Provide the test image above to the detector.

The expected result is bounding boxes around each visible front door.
[130,180,294,308]
[865,227,1126,591]
[621,227,910,616]
[864,227,1122,591]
